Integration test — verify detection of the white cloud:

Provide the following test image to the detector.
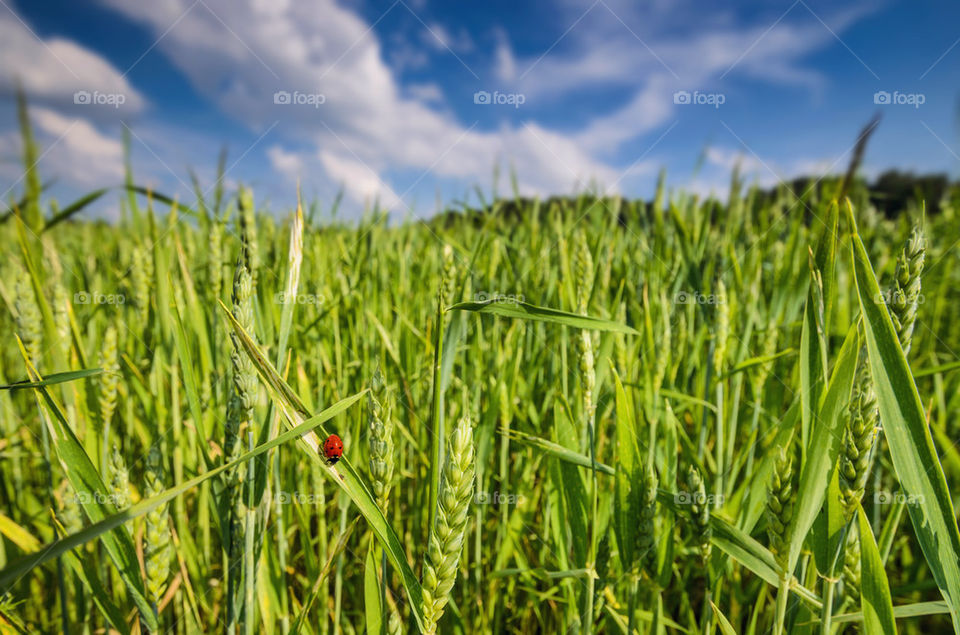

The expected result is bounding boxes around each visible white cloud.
[86,0,873,215]
[0,105,125,219]
[406,82,445,104]
[497,2,873,155]
[0,12,145,116]
[388,38,430,72]
[493,30,518,84]
[319,150,401,208]
[29,107,125,186]
[704,146,769,175]
[422,22,473,53]
[267,144,304,181]
[573,76,677,153]
[699,145,848,196]
[0,106,123,187]
[0,5,149,219]
[91,0,619,210]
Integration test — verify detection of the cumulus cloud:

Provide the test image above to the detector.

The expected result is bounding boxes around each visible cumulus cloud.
[422,22,473,53]
[0,106,123,185]
[405,82,445,104]
[90,0,620,209]
[0,105,125,219]
[319,150,402,208]
[81,0,872,214]
[0,12,145,117]
[500,3,872,154]
[493,30,518,84]
[693,144,850,200]
[267,144,305,181]
[704,146,771,175]
[30,107,125,185]
[0,6,147,218]
[707,145,848,181]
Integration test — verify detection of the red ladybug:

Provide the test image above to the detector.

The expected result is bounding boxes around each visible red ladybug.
[322,434,343,465]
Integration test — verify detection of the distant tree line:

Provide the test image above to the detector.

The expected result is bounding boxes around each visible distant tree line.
[778,170,956,217]
[430,169,958,229]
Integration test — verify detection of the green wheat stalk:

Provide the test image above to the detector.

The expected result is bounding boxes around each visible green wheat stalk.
[422,416,475,634]
[144,445,172,618]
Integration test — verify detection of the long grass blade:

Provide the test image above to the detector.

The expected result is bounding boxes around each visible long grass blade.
[448,299,639,334]
[218,300,430,632]
[857,506,897,635]
[848,204,960,630]
[0,391,365,591]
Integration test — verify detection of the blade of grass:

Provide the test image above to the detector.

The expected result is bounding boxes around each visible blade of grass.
[447,299,639,334]
[612,370,640,567]
[290,518,360,634]
[832,601,951,624]
[0,368,102,390]
[848,203,960,631]
[14,339,158,631]
[857,506,897,635]
[710,601,738,635]
[218,300,430,633]
[171,293,212,468]
[428,291,445,539]
[508,428,821,610]
[0,512,129,635]
[718,348,796,380]
[42,188,108,232]
[364,544,383,635]
[0,391,366,590]
[504,429,614,475]
[787,323,859,574]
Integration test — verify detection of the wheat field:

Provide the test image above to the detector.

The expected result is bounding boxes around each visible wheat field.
[2,103,960,634]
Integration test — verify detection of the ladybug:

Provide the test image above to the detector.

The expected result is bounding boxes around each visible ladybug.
[322,434,343,466]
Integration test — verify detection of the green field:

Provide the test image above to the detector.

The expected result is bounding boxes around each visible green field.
[3,108,960,634]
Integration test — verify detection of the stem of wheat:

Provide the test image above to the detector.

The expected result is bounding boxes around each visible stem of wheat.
[422,416,475,634]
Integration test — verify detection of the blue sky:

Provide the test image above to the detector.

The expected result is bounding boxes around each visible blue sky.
[1,0,958,220]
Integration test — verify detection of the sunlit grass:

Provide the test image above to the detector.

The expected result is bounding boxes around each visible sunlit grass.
[2,96,960,634]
